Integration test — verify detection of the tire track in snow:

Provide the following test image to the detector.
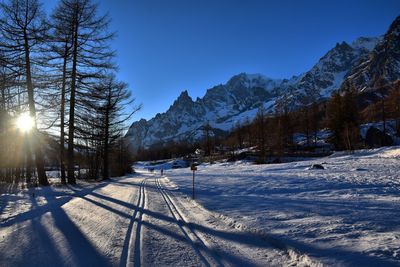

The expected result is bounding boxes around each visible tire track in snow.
[155,177,223,267]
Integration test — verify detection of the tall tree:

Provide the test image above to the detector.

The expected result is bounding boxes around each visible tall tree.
[255,106,267,163]
[311,101,319,146]
[53,0,115,184]
[375,77,388,134]
[89,74,139,179]
[203,122,213,157]
[0,0,49,185]
[275,93,293,157]
[327,86,360,151]
[48,3,74,184]
[327,91,343,148]
[388,80,400,135]
[233,121,244,149]
[341,88,360,151]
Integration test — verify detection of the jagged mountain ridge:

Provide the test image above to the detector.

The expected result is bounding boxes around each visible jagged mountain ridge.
[126,17,400,150]
[342,16,400,92]
[126,74,281,150]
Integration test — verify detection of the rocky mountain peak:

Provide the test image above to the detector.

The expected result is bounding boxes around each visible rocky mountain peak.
[176,90,192,102]
[351,36,381,51]
[387,15,400,37]
[341,16,400,92]
[169,90,193,110]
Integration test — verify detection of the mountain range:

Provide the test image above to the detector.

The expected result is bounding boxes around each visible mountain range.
[126,16,400,151]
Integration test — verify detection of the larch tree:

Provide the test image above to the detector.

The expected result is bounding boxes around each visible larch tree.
[47,2,75,184]
[0,0,49,185]
[389,80,400,135]
[255,106,267,163]
[90,74,139,179]
[203,122,213,157]
[327,91,343,149]
[52,0,115,184]
[375,77,388,134]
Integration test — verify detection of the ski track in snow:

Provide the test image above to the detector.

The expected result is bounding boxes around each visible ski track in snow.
[0,170,301,266]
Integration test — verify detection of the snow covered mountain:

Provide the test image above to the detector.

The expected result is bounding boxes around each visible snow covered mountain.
[126,17,400,150]
[341,16,400,92]
[126,74,283,150]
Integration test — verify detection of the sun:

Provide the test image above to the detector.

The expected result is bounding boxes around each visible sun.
[16,113,35,133]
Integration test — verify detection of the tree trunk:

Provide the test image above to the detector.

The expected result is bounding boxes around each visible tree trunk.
[102,130,109,180]
[67,20,79,184]
[60,43,69,184]
[382,98,386,134]
[102,91,111,180]
[305,107,310,147]
[23,31,48,186]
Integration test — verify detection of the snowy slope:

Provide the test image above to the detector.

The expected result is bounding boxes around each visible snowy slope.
[162,147,400,266]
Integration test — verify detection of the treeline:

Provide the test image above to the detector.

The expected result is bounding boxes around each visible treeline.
[135,141,198,162]
[135,79,400,163]
[0,0,138,186]
[225,80,400,162]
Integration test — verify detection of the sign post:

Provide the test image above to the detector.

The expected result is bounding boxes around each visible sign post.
[190,164,197,199]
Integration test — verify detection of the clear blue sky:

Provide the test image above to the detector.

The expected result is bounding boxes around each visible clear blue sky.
[42,0,400,122]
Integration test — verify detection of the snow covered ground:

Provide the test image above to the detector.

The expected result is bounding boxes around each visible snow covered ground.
[1,146,399,266]
[160,146,400,266]
[0,172,301,266]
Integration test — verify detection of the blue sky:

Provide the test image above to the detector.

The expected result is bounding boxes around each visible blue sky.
[42,0,400,122]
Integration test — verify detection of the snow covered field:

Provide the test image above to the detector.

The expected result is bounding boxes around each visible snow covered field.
[1,147,399,267]
[161,147,400,266]
[1,172,299,266]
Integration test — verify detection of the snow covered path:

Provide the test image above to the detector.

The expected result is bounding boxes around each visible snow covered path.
[0,171,298,266]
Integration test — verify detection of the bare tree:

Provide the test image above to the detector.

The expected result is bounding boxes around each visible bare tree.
[87,74,139,179]
[0,0,49,185]
[53,0,115,183]
[255,106,267,163]
[47,2,76,184]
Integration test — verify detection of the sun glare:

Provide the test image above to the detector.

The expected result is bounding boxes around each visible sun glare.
[16,113,35,133]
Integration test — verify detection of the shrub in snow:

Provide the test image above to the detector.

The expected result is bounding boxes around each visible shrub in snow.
[309,164,325,170]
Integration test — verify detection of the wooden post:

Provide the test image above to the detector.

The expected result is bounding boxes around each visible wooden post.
[192,170,195,199]
[191,164,197,200]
